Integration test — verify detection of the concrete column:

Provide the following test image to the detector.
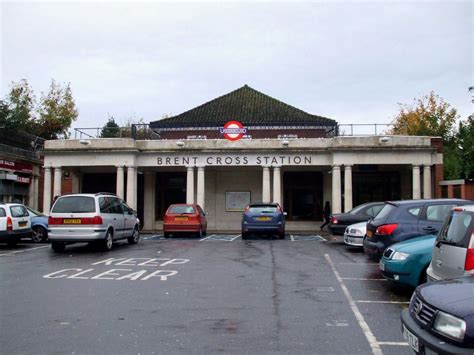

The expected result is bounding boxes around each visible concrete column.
[43,167,52,213]
[33,175,39,210]
[126,166,137,210]
[412,165,421,199]
[423,165,432,199]
[344,165,353,212]
[332,165,342,214]
[116,166,124,199]
[197,166,205,210]
[143,172,156,231]
[71,172,81,194]
[28,176,35,208]
[262,166,271,203]
[186,167,195,204]
[272,166,281,206]
[53,167,62,199]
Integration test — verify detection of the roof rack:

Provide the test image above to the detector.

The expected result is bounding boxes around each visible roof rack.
[94,192,118,196]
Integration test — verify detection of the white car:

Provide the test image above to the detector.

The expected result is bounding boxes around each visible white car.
[0,203,32,246]
[343,221,366,247]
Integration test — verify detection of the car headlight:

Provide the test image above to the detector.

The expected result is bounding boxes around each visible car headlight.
[433,311,466,341]
[392,251,410,260]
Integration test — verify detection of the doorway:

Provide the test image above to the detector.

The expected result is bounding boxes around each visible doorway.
[283,172,323,221]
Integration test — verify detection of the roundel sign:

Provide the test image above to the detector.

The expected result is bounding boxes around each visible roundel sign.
[220,121,247,141]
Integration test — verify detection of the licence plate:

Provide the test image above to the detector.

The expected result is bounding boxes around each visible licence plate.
[367,230,373,238]
[256,217,271,221]
[379,260,385,271]
[175,217,188,221]
[402,324,419,352]
[63,219,82,224]
[19,221,27,227]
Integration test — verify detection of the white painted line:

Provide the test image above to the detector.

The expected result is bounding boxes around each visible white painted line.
[378,342,409,346]
[199,235,213,241]
[356,300,410,305]
[0,245,49,257]
[290,235,295,241]
[341,278,387,281]
[230,235,240,241]
[325,254,382,355]
[338,263,379,266]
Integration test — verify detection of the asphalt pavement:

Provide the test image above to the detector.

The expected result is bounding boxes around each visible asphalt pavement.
[0,233,413,355]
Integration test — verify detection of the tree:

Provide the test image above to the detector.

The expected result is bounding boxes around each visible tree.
[457,115,474,179]
[100,117,121,138]
[1,79,36,132]
[36,80,79,139]
[389,91,458,140]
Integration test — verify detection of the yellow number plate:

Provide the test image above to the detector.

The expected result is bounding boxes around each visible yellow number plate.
[256,217,271,221]
[63,219,82,224]
[367,230,373,238]
[175,217,188,221]
[19,221,27,227]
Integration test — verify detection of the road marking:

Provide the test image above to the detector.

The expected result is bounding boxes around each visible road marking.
[325,254,382,355]
[378,342,409,346]
[199,235,214,241]
[230,235,240,241]
[338,263,379,265]
[341,278,387,281]
[291,235,325,242]
[290,235,295,241]
[356,300,410,305]
[0,245,49,257]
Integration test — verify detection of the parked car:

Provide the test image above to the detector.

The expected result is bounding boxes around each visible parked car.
[427,205,474,282]
[48,193,140,252]
[363,199,470,260]
[343,221,367,247]
[163,204,207,238]
[27,207,49,243]
[241,203,286,239]
[401,276,474,354]
[0,203,32,246]
[379,234,436,288]
[329,202,384,235]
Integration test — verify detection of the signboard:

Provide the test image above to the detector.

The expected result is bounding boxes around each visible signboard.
[220,121,247,141]
[226,191,251,212]
[0,159,33,173]
[157,154,315,167]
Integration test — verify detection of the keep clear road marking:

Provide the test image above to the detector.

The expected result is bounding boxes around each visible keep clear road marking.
[325,254,383,355]
[0,245,49,257]
[200,234,240,242]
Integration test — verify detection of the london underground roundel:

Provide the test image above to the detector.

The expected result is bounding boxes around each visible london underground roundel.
[220,121,247,141]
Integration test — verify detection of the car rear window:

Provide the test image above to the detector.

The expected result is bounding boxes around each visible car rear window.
[349,203,369,215]
[10,205,28,217]
[52,196,96,213]
[248,206,278,213]
[0,208,6,217]
[168,206,195,214]
[372,204,395,221]
[437,211,473,247]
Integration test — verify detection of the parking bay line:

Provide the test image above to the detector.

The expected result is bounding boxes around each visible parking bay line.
[378,342,409,346]
[341,277,387,281]
[355,300,410,305]
[0,245,49,257]
[325,254,383,355]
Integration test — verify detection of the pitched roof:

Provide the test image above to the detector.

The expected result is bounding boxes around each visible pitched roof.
[150,85,337,129]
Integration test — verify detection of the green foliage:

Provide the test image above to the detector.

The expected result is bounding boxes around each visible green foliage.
[100,117,121,138]
[457,116,474,179]
[1,80,36,132]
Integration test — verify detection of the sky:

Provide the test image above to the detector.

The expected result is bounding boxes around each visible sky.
[1,0,472,132]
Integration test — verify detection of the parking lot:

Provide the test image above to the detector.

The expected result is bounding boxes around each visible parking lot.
[0,233,413,354]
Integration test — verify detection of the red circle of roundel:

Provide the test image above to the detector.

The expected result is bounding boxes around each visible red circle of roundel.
[222,120,246,141]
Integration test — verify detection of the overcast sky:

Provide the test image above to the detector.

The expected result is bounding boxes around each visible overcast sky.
[1,1,472,132]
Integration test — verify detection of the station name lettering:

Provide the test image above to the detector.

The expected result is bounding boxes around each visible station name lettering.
[156,155,312,166]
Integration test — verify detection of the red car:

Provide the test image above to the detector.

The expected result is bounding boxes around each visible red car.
[163,204,207,238]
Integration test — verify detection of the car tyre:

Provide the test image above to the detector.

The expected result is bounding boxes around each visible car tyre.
[103,230,113,251]
[242,232,248,240]
[32,225,48,243]
[164,232,170,238]
[127,226,140,245]
[51,242,65,252]
[278,233,285,240]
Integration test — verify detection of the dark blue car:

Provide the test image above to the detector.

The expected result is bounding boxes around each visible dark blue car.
[241,203,286,239]
[401,276,474,354]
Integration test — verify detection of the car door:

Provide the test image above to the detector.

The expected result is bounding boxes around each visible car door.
[0,207,7,232]
[418,202,458,236]
[121,201,136,237]
[110,197,126,239]
[197,205,207,231]
[99,197,122,239]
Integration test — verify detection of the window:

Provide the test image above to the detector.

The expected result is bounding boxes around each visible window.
[0,208,5,217]
[168,206,195,214]
[373,204,396,221]
[426,204,456,222]
[248,206,278,213]
[52,196,96,213]
[110,198,123,214]
[408,207,421,217]
[437,211,473,246]
[10,205,28,217]
[367,205,384,217]
[99,197,112,213]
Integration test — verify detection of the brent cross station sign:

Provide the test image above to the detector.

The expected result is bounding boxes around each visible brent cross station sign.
[157,154,315,166]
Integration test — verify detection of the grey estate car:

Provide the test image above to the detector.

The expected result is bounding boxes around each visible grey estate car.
[48,193,140,252]
[427,205,474,281]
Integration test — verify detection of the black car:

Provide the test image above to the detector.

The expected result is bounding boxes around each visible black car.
[363,198,470,260]
[329,202,384,235]
[401,276,474,354]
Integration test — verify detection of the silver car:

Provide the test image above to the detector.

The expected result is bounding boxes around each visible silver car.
[48,193,140,252]
[343,221,366,247]
[427,205,474,281]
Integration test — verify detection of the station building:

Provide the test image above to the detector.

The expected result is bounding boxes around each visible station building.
[41,85,444,232]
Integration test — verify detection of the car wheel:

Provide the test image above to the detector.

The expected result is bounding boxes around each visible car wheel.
[164,232,170,238]
[51,242,65,252]
[198,227,203,238]
[127,226,140,245]
[241,232,248,240]
[103,230,113,251]
[32,225,48,243]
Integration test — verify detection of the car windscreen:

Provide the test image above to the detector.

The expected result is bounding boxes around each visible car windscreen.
[9,205,29,217]
[27,207,43,216]
[52,197,96,213]
[168,206,195,214]
[372,204,395,221]
[437,211,473,248]
[248,206,278,213]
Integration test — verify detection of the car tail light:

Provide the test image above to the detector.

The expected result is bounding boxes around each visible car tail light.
[6,216,13,231]
[48,217,63,225]
[375,223,398,235]
[465,248,474,271]
[331,217,338,224]
[81,216,103,225]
